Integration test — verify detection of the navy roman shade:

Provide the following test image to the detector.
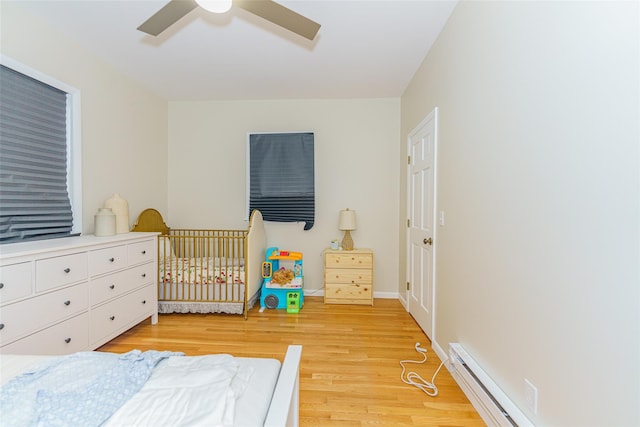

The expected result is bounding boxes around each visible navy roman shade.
[0,65,73,243]
[249,132,315,230]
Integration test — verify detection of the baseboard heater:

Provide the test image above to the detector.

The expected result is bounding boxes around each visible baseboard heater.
[448,343,534,427]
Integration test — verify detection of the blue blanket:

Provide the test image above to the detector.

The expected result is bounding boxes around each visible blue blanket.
[0,350,182,427]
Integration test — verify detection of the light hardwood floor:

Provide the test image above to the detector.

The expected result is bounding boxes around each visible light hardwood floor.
[99,296,484,426]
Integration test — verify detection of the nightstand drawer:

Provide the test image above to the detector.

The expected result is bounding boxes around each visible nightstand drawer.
[325,283,372,303]
[325,268,372,285]
[325,253,372,269]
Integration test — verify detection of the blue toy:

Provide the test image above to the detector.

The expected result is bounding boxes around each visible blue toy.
[260,247,304,311]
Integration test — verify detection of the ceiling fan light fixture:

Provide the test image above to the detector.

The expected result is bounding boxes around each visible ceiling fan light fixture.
[196,0,232,14]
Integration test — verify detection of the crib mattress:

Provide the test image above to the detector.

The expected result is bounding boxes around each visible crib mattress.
[160,257,244,285]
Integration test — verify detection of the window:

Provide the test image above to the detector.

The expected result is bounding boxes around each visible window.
[247,132,315,230]
[0,58,81,244]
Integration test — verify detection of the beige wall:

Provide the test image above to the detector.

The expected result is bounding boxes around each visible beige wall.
[0,2,169,232]
[5,0,639,424]
[400,1,639,425]
[168,99,400,294]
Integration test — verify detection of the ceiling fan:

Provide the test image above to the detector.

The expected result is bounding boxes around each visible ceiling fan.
[137,0,321,40]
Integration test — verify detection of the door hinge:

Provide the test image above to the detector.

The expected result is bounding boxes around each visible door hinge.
[407,219,410,227]
[406,281,410,290]
[407,155,411,165]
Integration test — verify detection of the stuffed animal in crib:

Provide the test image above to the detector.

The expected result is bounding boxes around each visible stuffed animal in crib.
[272,268,295,285]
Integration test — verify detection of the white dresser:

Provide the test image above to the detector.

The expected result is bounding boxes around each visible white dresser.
[0,232,158,355]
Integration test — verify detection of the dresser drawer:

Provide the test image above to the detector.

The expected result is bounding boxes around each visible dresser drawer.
[128,263,154,288]
[35,253,87,292]
[0,262,32,304]
[325,268,372,285]
[0,283,88,345]
[128,239,156,265]
[325,283,372,303]
[1,313,89,355]
[90,264,154,305]
[89,245,128,276]
[90,285,155,344]
[90,269,130,305]
[325,253,373,269]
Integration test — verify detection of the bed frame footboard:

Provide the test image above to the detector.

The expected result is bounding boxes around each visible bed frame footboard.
[265,345,302,427]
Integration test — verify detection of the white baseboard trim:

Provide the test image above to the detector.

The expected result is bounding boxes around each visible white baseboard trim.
[431,338,448,363]
[398,293,408,309]
[303,289,400,299]
[303,288,325,297]
[374,291,399,299]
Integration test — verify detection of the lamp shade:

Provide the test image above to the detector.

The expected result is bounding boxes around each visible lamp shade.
[196,0,232,13]
[338,209,357,231]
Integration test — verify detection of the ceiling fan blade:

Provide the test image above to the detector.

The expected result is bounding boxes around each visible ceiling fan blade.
[137,0,199,36]
[235,0,321,40]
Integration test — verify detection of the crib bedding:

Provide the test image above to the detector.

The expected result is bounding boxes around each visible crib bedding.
[160,257,245,286]
[158,294,260,314]
[0,352,282,427]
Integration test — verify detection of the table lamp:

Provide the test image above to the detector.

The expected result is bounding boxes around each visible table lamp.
[338,208,357,250]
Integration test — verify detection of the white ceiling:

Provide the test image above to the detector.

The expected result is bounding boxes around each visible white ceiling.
[12,0,457,101]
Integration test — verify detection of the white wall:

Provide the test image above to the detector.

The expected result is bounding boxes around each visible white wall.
[400,1,639,426]
[168,99,400,294]
[0,2,169,232]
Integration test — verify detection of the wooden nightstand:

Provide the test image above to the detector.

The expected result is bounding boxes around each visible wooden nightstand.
[324,249,374,305]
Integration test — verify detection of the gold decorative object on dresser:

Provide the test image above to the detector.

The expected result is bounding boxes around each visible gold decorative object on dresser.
[324,248,373,305]
[0,232,158,355]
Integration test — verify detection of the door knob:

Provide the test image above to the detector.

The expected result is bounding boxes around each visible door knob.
[423,237,433,245]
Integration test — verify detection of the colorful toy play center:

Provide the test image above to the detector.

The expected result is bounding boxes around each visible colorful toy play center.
[259,247,304,313]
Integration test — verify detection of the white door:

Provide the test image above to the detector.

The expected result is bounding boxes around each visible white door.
[406,108,437,340]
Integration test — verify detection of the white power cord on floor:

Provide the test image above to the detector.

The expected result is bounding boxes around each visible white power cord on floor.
[400,342,447,397]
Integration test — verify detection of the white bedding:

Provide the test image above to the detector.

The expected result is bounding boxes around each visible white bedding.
[0,353,281,427]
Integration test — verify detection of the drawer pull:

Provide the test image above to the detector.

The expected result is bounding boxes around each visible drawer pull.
[109,284,115,290]
[0,323,4,330]
[64,268,71,273]
[142,250,146,255]
[142,300,147,304]
[109,257,115,263]
[64,300,71,306]
[65,338,71,344]
[0,282,4,289]
[142,273,146,278]
[110,316,115,321]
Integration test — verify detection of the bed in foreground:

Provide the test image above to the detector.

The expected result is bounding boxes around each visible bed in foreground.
[0,345,301,427]
[131,209,266,318]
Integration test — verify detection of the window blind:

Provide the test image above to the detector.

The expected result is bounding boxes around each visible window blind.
[249,132,315,230]
[0,65,73,243]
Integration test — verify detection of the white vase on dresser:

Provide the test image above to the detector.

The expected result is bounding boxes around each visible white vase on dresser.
[0,232,158,355]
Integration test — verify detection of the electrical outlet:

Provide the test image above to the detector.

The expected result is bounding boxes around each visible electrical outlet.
[524,378,538,415]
